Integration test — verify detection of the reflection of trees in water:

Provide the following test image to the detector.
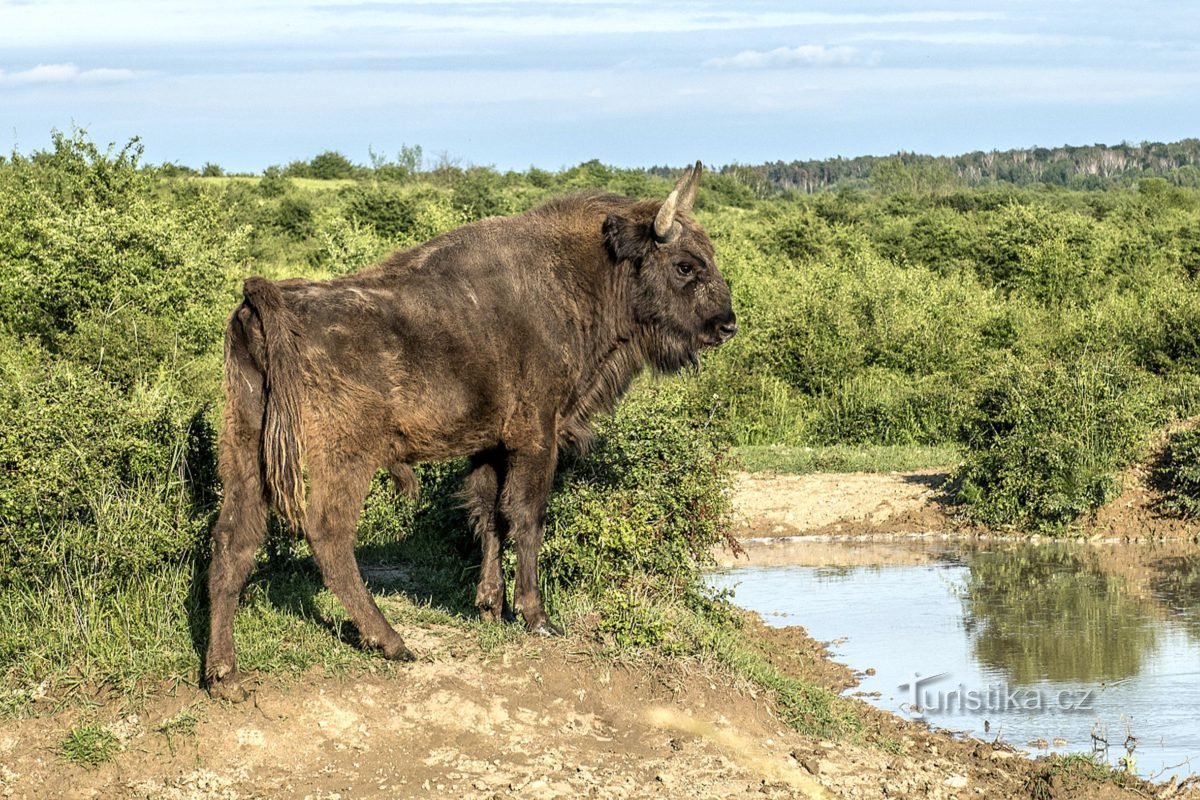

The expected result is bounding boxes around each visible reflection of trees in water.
[961,546,1158,685]
[1150,555,1200,640]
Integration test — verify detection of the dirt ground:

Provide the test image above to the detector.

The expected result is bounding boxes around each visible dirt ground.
[731,461,1200,542]
[2,469,1197,800]
[729,470,958,541]
[5,618,1183,800]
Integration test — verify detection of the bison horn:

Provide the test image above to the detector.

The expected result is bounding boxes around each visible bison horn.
[654,161,703,244]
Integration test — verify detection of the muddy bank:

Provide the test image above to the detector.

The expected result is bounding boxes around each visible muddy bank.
[730,466,1199,543]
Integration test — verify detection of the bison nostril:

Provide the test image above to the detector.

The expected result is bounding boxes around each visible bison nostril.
[717,322,738,340]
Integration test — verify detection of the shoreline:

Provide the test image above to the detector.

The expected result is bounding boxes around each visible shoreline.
[730,469,1200,545]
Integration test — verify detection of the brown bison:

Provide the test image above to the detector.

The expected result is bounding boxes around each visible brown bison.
[205,162,735,700]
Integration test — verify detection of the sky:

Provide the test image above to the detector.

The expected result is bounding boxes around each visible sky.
[2,0,1199,172]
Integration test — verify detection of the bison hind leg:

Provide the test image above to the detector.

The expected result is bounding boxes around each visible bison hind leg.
[306,457,415,662]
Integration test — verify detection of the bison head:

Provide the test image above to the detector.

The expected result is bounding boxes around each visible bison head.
[602,161,737,372]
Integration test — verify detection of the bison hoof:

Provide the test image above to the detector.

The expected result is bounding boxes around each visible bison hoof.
[478,603,518,624]
[208,677,250,703]
[381,640,416,662]
[528,620,564,638]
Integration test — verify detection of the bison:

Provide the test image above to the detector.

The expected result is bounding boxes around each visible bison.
[205,162,736,700]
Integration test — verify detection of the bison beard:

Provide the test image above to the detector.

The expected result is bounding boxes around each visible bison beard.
[205,162,736,701]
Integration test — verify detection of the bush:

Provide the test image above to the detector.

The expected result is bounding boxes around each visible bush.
[340,183,462,244]
[541,380,734,648]
[1160,426,1200,518]
[955,354,1158,530]
[0,131,245,379]
[0,339,216,581]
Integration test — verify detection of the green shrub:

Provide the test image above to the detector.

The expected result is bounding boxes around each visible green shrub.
[274,195,316,238]
[0,349,216,687]
[955,354,1158,530]
[806,368,971,446]
[341,183,462,244]
[1160,426,1200,518]
[541,380,733,647]
[0,131,244,377]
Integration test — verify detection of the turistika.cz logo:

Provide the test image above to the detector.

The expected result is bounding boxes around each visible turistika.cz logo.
[897,672,1097,718]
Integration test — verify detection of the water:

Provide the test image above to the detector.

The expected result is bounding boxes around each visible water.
[708,538,1200,781]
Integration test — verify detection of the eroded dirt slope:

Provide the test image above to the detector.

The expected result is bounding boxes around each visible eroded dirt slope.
[2,620,1186,800]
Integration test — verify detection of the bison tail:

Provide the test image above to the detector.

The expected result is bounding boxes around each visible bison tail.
[242,277,306,533]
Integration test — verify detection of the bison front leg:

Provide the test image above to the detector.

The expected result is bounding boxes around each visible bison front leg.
[500,440,562,637]
[465,450,514,623]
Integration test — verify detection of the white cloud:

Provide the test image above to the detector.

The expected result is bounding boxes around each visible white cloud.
[706,45,863,69]
[845,32,1084,47]
[0,63,138,85]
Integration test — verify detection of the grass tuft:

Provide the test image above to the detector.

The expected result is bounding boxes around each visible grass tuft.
[60,724,120,767]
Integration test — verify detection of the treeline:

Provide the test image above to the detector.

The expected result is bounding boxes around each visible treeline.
[155,137,1200,198]
[712,139,1200,194]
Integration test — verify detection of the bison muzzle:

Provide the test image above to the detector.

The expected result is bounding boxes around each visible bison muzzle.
[205,162,735,700]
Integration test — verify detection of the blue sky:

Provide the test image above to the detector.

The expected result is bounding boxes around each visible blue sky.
[2,1,1199,171]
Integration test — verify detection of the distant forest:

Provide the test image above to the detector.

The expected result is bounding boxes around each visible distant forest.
[686,139,1200,195]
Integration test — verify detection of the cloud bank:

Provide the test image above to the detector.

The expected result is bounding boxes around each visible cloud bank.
[0,63,137,86]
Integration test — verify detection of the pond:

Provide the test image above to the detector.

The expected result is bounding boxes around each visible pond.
[708,537,1200,781]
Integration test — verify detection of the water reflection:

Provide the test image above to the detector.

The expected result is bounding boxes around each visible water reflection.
[709,537,1200,780]
[1150,554,1200,638]
[959,545,1159,685]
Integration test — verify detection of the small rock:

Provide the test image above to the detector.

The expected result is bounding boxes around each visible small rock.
[990,750,1015,761]
[944,774,968,789]
[801,758,821,776]
[656,774,675,789]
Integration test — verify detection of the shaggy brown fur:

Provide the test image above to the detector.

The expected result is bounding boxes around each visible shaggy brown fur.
[205,163,736,700]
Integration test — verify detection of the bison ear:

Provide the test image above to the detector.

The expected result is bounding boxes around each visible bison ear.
[603,213,647,265]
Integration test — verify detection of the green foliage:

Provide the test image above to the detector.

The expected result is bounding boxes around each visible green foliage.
[0,338,214,580]
[296,150,359,180]
[340,183,463,244]
[60,724,120,766]
[734,444,959,474]
[1159,426,1200,518]
[0,130,245,374]
[541,381,733,649]
[955,354,1158,530]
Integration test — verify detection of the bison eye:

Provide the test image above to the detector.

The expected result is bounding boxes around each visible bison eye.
[675,262,694,278]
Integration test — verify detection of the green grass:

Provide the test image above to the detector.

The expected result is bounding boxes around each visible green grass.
[60,724,120,766]
[155,704,204,754]
[733,444,959,474]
